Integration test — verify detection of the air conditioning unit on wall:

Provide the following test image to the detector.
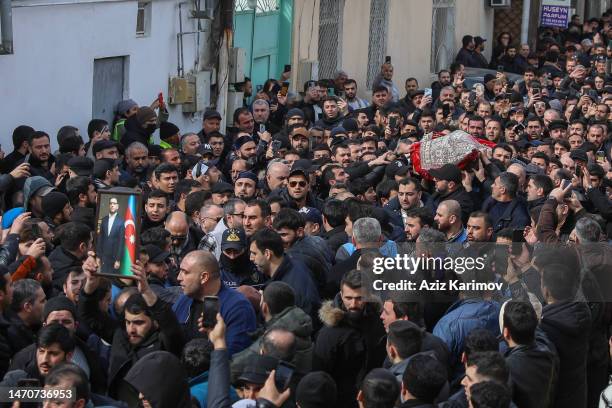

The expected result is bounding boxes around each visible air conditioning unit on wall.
[490,0,511,7]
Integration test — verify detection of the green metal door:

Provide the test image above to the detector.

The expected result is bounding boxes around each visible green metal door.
[233,0,293,94]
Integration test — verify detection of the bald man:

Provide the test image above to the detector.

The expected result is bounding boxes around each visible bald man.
[507,163,527,194]
[165,211,197,264]
[434,200,467,244]
[173,250,257,354]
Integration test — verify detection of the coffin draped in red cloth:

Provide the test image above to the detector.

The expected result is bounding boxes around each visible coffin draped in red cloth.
[409,130,497,181]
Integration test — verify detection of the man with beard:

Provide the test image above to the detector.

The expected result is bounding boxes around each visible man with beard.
[290,125,310,157]
[314,269,386,408]
[249,228,320,319]
[7,296,108,393]
[1,323,74,385]
[344,79,369,110]
[121,142,149,186]
[20,131,54,181]
[234,171,258,201]
[121,106,158,147]
[466,211,494,242]
[272,208,332,292]
[219,228,265,289]
[6,279,46,354]
[79,256,184,399]
[404,207,434,242]
[427,164,474,224]
[434,200,468,244]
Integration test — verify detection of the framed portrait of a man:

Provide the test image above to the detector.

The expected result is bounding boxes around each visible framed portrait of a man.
[94,188,142,278]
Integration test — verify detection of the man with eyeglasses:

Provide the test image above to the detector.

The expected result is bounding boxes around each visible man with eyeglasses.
[209,199,246,260]
[198,204,224,255]
[270,160,324,211]
[165,211,197,266]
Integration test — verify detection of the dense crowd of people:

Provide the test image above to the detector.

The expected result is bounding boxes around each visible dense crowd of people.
[0,9,611,408]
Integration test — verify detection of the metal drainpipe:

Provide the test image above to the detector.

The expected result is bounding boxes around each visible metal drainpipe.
[520,0,531,45]
[0,0,14,54]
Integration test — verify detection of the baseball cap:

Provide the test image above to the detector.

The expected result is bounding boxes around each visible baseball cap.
[299,207,322,225]
[144,244,171,263]
[289,159,312,177]
[291,127,309,139]
[200,143,214,156]
[221,228,247,251]
[428,163,461,183]
[474,36,487,45]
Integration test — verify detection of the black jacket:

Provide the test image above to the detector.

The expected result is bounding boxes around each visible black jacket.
[320,225,348,257]
[313,294,387,408]
[123,351,191,408]
[270,256,321,320]
[120,116,155,148]
[8,335,108,394]
[540,300,591,408]
[0,312,12,379]
[5,311,37,356]
[426,187,474,225]
[287,235,332,293]
[504,329,559,408]
[48,246,83,292]
[270,187,324,211]
[78,289,185,398]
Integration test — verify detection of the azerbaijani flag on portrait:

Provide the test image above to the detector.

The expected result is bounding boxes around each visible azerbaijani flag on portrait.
[120,195,137,276]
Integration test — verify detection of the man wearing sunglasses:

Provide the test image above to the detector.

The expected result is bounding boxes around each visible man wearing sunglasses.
[270,159,323,211]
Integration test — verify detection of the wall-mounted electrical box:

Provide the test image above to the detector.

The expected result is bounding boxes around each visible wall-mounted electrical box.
[168,77,193,105]
[168,70,211,113]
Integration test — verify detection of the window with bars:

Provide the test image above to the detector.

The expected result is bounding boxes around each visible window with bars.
[235,0,279,13]
[366,0,389,88]
[317,0,344,80]
[430,0,456,73]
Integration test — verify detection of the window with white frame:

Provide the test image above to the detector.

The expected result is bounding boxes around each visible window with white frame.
[136,1,152,37]
[430,0,456,74]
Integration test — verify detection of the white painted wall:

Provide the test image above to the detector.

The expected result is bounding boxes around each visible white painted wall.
[0,0,207,150]
[291,0,495,100]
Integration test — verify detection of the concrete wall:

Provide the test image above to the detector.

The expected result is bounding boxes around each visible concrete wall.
[290,0,319,91]
[0,0,205,150]
[291,0,495,100]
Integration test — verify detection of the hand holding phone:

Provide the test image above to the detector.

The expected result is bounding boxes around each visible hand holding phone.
[202,296,219,329]
[274,361,295,392]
